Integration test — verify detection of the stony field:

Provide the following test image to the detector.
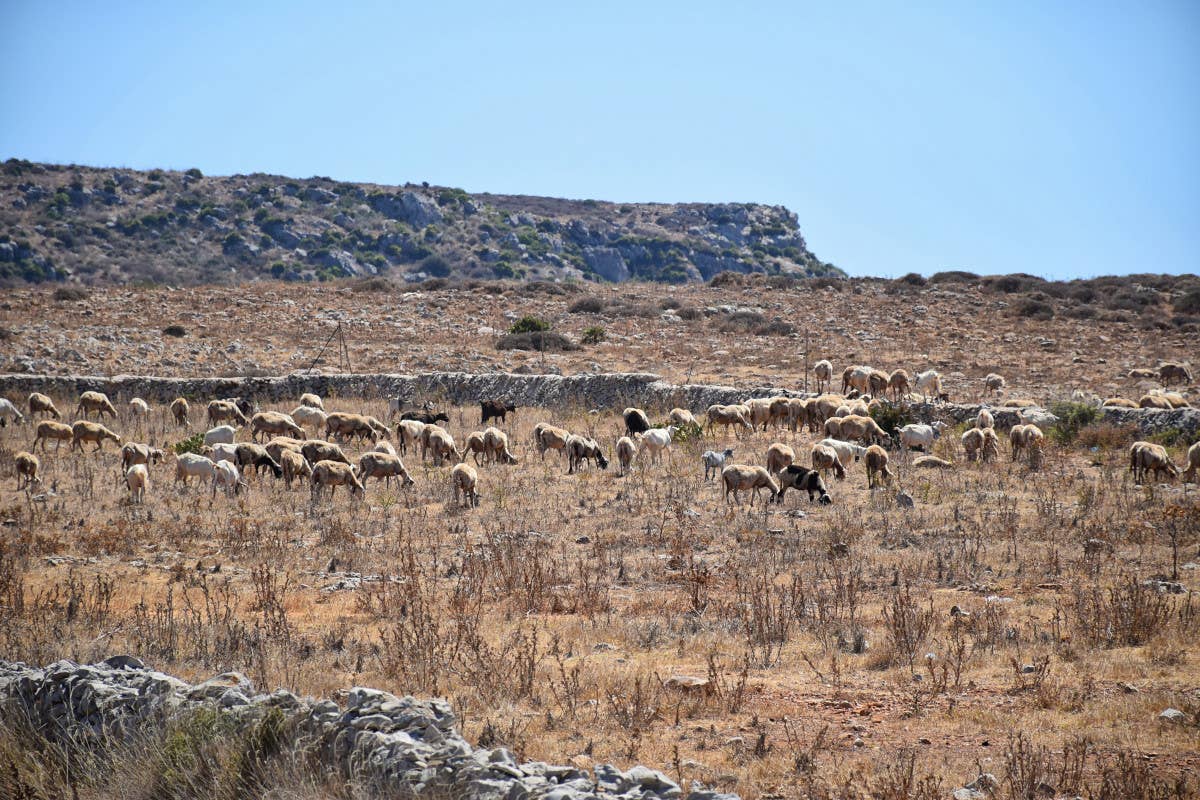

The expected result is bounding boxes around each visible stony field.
[0,275,1197,799]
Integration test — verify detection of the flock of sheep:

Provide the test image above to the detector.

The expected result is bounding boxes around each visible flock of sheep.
[1,357,1197,511]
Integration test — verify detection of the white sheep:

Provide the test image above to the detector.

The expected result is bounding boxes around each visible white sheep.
[816,438,867,469]
[566,435,608,474]
[125,463,149,504]
[299,392,325,410]
[208,442,239,465]
[810,443,846,481]
[897,423,941,452]
[0,398,26,426]
[76,391,117,419]
[174,453,217,485]
[700,448,734,481]
[913,370,946,402]
[637,425,679,463]
[212,460,245,498]
[1129,441,1179,485]
[128,397,150,419]
[204,425,238,447]
[451,462,480,507]
[617,435,638,476]
[976,408,994,429]
[290,405,328,434]
[813,359,833,393]
[765,442,795,474]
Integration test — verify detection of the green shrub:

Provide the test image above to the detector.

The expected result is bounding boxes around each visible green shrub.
[581,326,606,345]
[869,404,914,439]
[662,419,703,442]
[495,331,577,352]
[1146,428,1190,448]
[1049,401,1099,445]
[508,315,551,334]
[173,432,206,455]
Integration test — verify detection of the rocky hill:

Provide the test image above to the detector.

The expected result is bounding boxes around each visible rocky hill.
[0,159,841,286]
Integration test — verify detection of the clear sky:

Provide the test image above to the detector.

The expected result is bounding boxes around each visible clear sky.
[2,1,1197,279]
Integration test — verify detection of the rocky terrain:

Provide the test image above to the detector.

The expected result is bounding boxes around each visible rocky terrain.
[0,160,840,286]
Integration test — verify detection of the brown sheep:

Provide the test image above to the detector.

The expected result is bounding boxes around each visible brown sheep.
[1138,394,1173,410]
[460,431,489,466]
[326,412,389,444]
[721,464,780,506]
[668,408,699,428]
[357,451,415,489]
[300,440,351,466]
[33,420,74,452]
[534,422,571,459]
[311,459,365,499]
[808,395,848,427]
[745,398,774,431]
[265,436,306,463]
[1129,441,1179,485]
[483,427,518,465]
[1009,424,1044,464]
[280,449,312,488]
[170,397,190,427]
[70,421,122,453]
[868,369,890,396]
[425,427,459,467]
[206,399,247,427]
[810,443,846,481]
[451,462,480,508]
[1159,362,1193,386]
[765,442,795,474]
[831,415,891,446]
[786,398,811,433]
[15,451,41,490]
[566,434,609,474]
[120,442,164,472]
[865,444,892,488]
[962,427,1000,463]
[888,369,910,401]
[28,392,60,420]
[1102,397,1137,409]
[251,411,306,442]
[76,391,117,420]
[705,404,753,435]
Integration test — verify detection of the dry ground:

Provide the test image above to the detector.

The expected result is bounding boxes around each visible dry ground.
[0,277,1198,798]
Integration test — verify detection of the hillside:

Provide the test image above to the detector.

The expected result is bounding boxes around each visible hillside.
[0,159,840,286]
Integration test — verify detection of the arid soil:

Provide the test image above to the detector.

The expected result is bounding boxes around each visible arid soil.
[0,276,1197,799]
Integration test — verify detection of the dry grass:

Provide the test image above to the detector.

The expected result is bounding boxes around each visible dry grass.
[0,388,1197,798]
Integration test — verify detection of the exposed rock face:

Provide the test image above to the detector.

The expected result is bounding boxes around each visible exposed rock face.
[0,371,1195,437]
[0,658,736,800]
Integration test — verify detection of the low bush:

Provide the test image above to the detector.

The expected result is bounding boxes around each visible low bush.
[162,325,187,337]
[567,297,605,314]
[869,404,915,439]
[172,432,206,455]
[53,286,89,302]
[1049,402,1099,445]
[495,331,577,352]
[581,326,606,345]
[1015,297,1055,320]
[508,315,551,334]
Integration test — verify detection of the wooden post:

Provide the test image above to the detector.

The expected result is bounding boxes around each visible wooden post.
[803,333,809,394]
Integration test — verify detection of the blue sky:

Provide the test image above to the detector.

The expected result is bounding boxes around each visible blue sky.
[2,1,1197,279]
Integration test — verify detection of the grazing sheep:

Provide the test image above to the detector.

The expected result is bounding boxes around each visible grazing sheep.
[374,439,397,457]
[357,452,415,488]
[868,369,890,397]
[777,465,832,504]
[326,412,389,444]
[765,442,795,474]
[913,370,947,402]
[71,421,122,453]
[280,449,313,488]
[534,423,571,460]
[396,419,425,456]
[897,423,940,453]
[1138,394,1173,410]
[962,427,1000,462]
[865,445,893,488]
[1102,397,1138,409]
[125,464,149,504]
[300,440,351,467]
[566,435,608,474]
[888,369,911,401]
[697,448,731,481]
[33,421,74,452]
[400,409,450,426]
[617,436,638,475]
[120,442,164,472]
[810,443,847,481]
[705,404,753,435]
[842,365,871,395]
[638,426,679,463]
[76,391,117,420]
[808,395,848,428]
[170,397,190,427]
[290,405,328,434]
[983,373,1006,396]
[174,453,217,485]
[14,451,41,490]
[425,427,459,467]
[128,397,150,420]
[830,415,890,447]
[786,398,811,433]
[211,460,246,498]
[623,407,652,437]
[913,455,954,469]
[823,417,843,439]
[299,393,325,410]
[1009,424,1045,464]
[976,408,995,429]
[204,425,238,447]
[234,443,283,479]
[1129,441,1179,485]
[451,463,480,508]
[483,427,518,465]
[668,408,699,428]
[251,411,306,442]
[28,393,60,420]
[745,398,775,431]
[208,443,239,465]
[1182,441,1199,484]
[206,400,248,427]
[265,437,306,463]
[461,431,488,466]
[721,464,780,506]
[813,359,833,393]
[1159,362,1193,386]
[481,399,517,424]
[311,459,364,500]
[816,438,867,470]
